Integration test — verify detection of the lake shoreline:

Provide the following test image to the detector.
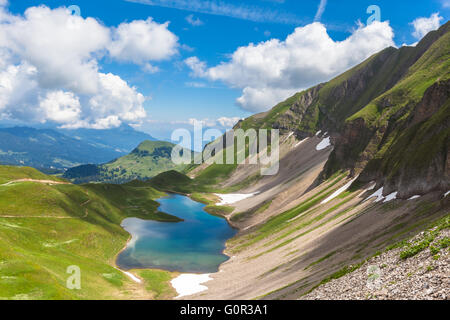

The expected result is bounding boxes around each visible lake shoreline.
[113,192,239,298]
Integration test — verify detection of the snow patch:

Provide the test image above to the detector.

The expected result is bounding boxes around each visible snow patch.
[408,195,421,200]
[316,137,331,151]
[366,187,385,202]
[315,130,322,136]
[114,267,142,284]
[294,138,308,148]
[445,191,450,197]
[321,176,359,204]
[383,192,398,203]
[122,271,142,284]
[215,193,258,205]
[171,274,212,298]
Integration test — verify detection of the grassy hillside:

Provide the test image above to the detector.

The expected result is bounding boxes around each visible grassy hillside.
[64,140,192,184]
[0,166,179,300]
[0,166,66,185]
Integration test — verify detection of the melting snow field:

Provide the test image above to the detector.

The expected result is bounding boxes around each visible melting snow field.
[366,187,385,202]
[122,271,142,283]
[215,193,258,205]
[366,188,398,203]
[321,176,359,204]
[171,274,212,298]
[114,267,142,284]
[294,138,309,148]
[316,137,331,151]
[383,192,398,203]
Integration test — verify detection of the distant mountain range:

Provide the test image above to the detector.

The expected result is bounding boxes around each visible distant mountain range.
[58,124,156,153]
[0,125,156,171]
[63,140,193,184]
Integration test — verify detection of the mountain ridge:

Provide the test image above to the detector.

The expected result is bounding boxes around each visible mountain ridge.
[224,21,450,199]
[58,124,156,153]
[0,126,125,170]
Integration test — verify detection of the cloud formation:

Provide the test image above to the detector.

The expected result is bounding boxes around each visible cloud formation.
[314,0,327,22]
[109,18,178,66]
[148,116,241,129]
[411,13,443,39]
[186,14,203,26]
[185,21,395,112]
[0,5,178,128]
[126,0,302,24]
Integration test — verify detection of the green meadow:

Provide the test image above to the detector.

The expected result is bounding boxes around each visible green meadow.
[0,166,178,300]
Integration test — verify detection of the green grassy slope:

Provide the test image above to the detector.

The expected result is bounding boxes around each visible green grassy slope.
[0,166,178,300]
[0,166,66,184]
[64,140,192,184]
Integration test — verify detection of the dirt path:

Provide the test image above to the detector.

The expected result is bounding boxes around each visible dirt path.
[0,179,70,186]
[0,215,74,219]
[80,199,91,218]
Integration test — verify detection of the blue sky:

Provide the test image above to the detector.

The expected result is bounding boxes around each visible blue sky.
[1,0,449,141]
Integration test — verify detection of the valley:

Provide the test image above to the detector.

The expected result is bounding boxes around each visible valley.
[0,21,448,301]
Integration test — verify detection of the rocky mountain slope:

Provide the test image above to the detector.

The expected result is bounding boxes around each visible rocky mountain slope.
[301,216,449,300]
[170,22,450,300]
[234,21,449,199]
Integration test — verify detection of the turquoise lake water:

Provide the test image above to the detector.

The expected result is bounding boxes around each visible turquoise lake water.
[116,194,237,273]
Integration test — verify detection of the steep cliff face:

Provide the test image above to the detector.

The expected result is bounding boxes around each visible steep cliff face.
[360,80,449,197]
[332,23,450,198]
[230,22,449,199]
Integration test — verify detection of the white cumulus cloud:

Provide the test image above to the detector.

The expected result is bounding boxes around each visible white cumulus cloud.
[40,91,81,124]
[0,5,111,95]
[109,18,179,65]
[0,4,179,128]
[185,21,395,112]
[87,73,147,125]
[411,13,443,40]
[217,116,242,127]
[185,56,207,77]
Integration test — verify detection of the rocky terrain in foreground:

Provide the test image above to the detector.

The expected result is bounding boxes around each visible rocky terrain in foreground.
[301,218,449,300]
